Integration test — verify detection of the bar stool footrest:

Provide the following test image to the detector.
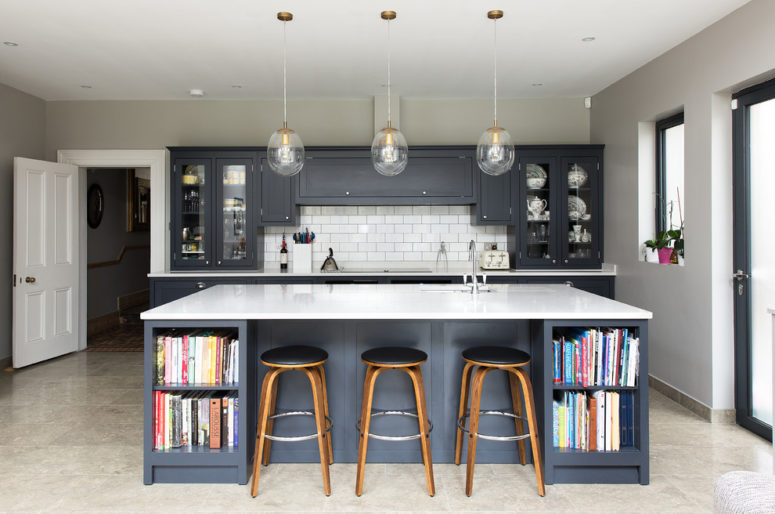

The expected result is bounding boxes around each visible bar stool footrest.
[264,411,333,442]
[357,410,434,441]
[458,410,531,442]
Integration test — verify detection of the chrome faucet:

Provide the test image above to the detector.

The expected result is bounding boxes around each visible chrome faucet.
[468,239,479,294]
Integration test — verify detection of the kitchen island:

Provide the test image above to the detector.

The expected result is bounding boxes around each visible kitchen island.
[142,283,651,486]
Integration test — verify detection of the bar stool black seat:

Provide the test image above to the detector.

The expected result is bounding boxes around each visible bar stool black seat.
[455,345,545,497]
[250,345,333,497]
[356,346,435,497]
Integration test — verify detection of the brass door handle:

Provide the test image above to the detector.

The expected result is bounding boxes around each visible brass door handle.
[25,276,36,283]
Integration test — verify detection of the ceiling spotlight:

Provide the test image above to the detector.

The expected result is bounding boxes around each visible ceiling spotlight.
[231,84,242,89]
[581,36,596,42]
[80,85,92,89]
[189,89,205,97]
[532,83,543,87]
[3,41,19,47]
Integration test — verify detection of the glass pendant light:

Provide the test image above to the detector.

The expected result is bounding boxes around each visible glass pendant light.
[267,12,305,177]
[372,10,408,177]
[476,10,515,176]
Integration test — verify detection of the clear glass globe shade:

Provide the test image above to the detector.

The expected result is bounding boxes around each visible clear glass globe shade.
[476,126,515,176]
[371,127,408,177]
[267,128,305,177]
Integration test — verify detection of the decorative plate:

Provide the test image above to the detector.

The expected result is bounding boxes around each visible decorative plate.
[526,164,547,189]
[567,164,588,188]
[568,195,587,219]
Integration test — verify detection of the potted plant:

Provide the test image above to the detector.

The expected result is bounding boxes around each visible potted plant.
[643,232,670,263]
[668,228,684,265]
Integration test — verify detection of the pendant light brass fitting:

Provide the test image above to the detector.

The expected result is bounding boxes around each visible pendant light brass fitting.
[381,11,397,20]
[277,11,293,21]
[487,10,503,19]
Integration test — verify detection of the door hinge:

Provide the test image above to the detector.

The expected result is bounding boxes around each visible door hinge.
[173,252,177,260]
[598,251,601,258]
[518,163,522,170]
[519,251,522,259]
[260,208,263,215]
[12,274,16,287]
[597,162,600,170]
[509,207,512,215]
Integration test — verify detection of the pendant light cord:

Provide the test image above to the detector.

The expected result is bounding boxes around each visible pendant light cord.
[283,20,287,127]
[387,18,391,125]
[493,17,497,126]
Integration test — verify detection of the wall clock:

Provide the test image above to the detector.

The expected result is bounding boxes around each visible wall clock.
[87,183,104,229]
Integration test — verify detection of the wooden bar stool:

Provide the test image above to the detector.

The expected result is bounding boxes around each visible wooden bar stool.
[454,346,545,497]
[250,345,333,497]
[356,346,435,497]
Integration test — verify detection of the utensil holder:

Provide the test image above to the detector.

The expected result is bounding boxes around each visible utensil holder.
[293,244,313,273]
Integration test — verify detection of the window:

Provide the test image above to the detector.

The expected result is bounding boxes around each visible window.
[656,113,685,234]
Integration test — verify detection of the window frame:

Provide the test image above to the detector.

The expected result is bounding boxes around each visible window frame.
[655,112,685,234]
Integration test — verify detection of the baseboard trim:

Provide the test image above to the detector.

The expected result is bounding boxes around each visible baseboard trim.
[0,356,11,369]
[648,375,735,423]
[88,311,120,337]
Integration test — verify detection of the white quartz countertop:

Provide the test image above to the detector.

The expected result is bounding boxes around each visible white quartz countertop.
[141,283,650,321]
[148,263,617,278]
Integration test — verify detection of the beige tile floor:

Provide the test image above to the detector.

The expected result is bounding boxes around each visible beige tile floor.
[0,351,771,512]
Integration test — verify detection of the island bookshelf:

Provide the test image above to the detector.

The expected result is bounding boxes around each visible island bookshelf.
[539,319,649,484]
[143,320,256,484]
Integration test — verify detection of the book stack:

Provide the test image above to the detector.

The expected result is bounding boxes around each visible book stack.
[153,391,239,450]
[154,331,239,386]
[552,328,639,387]
[552,391,635,451]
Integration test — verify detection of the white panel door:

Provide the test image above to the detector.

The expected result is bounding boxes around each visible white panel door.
[13,157,79,367]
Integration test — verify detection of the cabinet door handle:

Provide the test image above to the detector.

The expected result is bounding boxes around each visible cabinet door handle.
[483,215,488,219]
[345,191,350,196]
[285,216,289,220]
[564,259,569,264]
[217,261,222,265]
[422,191,427,195]
[565,280,575,287]
[552,259,556,264]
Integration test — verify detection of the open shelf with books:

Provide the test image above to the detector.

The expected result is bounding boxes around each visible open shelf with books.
[540,320,649,485]
[143,320,255,485]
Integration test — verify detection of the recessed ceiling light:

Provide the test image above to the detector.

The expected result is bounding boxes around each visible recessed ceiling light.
[189,89,205,97]
[3,41,19,47]
[80,85,92,89]
[532,83,543,87]
[581,36,596,42]
[231,84,242,89]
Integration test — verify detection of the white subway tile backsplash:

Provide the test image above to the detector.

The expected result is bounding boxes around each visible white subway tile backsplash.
[262,205,510,265]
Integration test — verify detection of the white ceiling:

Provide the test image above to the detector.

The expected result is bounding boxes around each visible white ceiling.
[0,0,751,101]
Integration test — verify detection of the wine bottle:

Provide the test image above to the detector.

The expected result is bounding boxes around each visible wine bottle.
[280,234,288,270]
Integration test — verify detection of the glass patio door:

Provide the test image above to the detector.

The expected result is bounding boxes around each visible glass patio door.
[733,78,775,440]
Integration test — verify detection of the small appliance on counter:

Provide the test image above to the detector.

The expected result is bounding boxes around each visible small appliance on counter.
[320,248,339,272]
[479,244,510,270]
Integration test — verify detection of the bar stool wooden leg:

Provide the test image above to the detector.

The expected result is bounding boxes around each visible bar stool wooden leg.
[507,371,527,465]
[512,368,546,497]
[317,364,334,465]
[465,366,492,497]
[356,366,383,496]
[262,372,280,466]
[251,368,282,497]
[454,362,475,465]
[406,365,435,496]
[303,367,331,496]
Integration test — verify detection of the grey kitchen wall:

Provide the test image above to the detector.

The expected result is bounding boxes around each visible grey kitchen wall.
[0,82,46,363]
[44,97,589,158]
[591,0,775,410]
[86,169,150,319]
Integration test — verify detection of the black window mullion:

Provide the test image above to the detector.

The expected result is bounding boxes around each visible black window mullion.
[655,112,684,234]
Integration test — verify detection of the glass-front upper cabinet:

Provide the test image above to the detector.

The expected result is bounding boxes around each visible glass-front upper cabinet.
[175,159,211,267]
[519,154,559,267]
[562,156,600,267]
[215,158,255,268]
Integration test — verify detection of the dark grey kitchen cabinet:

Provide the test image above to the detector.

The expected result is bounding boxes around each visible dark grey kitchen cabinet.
[258,156,298,226]
[297,147,475,205]
[170,148,260,270]
[149,277,252,307]
[508,145,604,269]
[475,170,514,225]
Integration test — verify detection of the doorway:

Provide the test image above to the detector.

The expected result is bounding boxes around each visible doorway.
[85,168,150,351]
[732,78,775,440]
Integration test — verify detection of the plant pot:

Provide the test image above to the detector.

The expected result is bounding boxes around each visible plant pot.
[658,248,673,264]
[645,248,659,263]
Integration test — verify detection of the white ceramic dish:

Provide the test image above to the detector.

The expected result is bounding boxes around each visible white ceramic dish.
[567,164,588,188]
[568,195,587,219]
[526,164,547,189]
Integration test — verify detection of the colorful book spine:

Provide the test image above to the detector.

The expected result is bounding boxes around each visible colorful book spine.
[564,341,573,384]
[552,401,560,447]
[553,340,561,383]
